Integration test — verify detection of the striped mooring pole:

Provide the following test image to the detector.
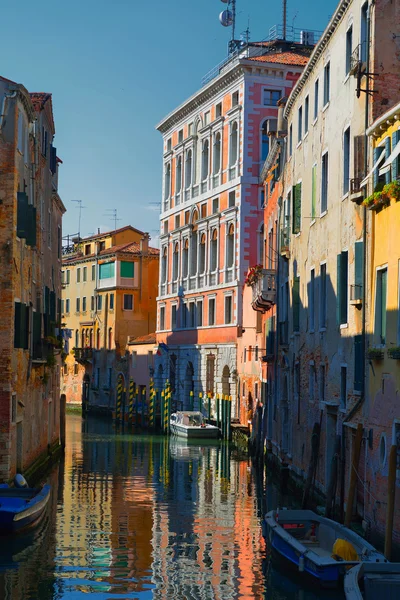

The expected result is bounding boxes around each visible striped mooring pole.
[164,382,170,434]
[199,392,203,415]
[116,377,123,422]
[149,378,155,429]
[141,388,146,428]
[128,379,135,425]
[135,387,139,425]
[161,390,165,433]
[189,390,194,411]
[227,395,232,441]
[221,394,226,440]
[207,392,211,422]
[216,394,220,429]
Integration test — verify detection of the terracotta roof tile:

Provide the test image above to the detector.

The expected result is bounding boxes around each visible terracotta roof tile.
[99,241,159,256]
[248,52,309,66]
[30,92,52,111]
[80,225,144,242]
[128,333,156,345]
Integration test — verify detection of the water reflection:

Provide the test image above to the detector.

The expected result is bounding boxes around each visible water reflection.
[0,415,343,599]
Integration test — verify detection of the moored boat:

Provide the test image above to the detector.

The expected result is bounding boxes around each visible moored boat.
[344,562,400,599]
[170,411,220,439]
[0,477,50,535]
[263,509,386,588]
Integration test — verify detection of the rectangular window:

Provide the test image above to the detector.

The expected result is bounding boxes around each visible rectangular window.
[185,211,190,225]
[340,366,347,409]
[91,296,95,311]
[337,251,348,325]
[197,300,203,327]
[311,164,317,220]
[225,295,233,324]
[76,268,81,283]
[232,91,239,107]
[343,127,350,195]
[188,123,193,136]
[97,295,102,311]
[76,298,80,313]
[289,124,293,156]
[292,182,302,234]
[91,264,96,281]
[171,304,177,329]
[346,26,353,74]
[66,299,70,314]
[209,298,216,326]
[123,294,133,310]
[323,62,330,105]
[212,197,219,214]
[298,105,303,142]
[321,152,328,213]
[83,266,87,282]
[74,363,79,376]
[182,304,188,328]
[375,268,387,345]
[320,263,327,328]
[314,79,319,119]
[66,270,70,285]
[263,89,281,106]
[175,214,180,229]
[304,95,309,134]
[216,102,222,118]
[61,299,65,315]
[99,262,115,279]
[120,261,134,278]
[166,138,172,152]
[164,221,168,235]
[320,365,326,403]
[82,297,87,312]
[109,293,114,310]
[293,276,300,333]
[189,302,195,328]
[204,111,210,125]
[201,203,207,219]
[309,269,315,331]
[178,129,183,143]
[228,190,235,207]
[160,306,165,330]
[85,244,91,255]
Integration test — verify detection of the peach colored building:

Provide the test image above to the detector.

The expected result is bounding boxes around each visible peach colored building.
[155,37,313,418]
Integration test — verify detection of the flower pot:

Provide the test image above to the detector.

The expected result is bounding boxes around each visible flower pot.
[388,349,400,360]
[367,350,384,360]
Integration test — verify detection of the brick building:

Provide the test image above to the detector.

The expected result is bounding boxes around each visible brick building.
[155,34,315,416]
[0,77,65,481]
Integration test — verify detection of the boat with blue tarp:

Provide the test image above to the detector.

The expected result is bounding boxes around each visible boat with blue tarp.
[263,509,386,588]
[0,475,50,534]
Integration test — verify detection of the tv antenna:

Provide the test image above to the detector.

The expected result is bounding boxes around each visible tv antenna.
[71,199,86,239]
[104,208,121,231]
[219,0,236,48]
[283,0,287,40]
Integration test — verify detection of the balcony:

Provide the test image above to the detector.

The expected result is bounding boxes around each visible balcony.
[32,341,52,364]
[251,269,277,312]
[73,347,93,362]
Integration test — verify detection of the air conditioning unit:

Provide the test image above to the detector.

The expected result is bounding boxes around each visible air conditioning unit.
[300,30,314,46]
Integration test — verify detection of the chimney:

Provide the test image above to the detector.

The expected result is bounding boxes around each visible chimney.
[277,97,288,136]
[140,232,150,253]
[97,228,100,234]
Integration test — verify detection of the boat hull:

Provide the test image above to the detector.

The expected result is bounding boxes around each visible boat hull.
[170,422,220,439]
[0,485,50,535]
[344,562,400,599]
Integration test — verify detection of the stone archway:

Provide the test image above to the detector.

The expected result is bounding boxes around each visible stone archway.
[184,362,194,410]
[222,365,230,398]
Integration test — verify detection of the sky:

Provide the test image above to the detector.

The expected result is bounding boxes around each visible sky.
[3,0,338,246]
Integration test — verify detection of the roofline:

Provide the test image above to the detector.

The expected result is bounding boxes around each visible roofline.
[366,101,400,136]
[79,225,145,242]
[284,0,351,119]
[127,339,156,346]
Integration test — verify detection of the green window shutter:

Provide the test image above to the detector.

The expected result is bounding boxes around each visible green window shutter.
[50,291,56,323]
[17,192,28,239]
[120,261,134,278]
[340,251,348,325]
[14,302,28,349]
[26,205,37,246]
[381,268,387,345]
[293,183,301,234]
[336,254,341,326]
[311,165,317,220]
[14,302,22,348]
[292,186,296,234]
[354,241,364,297]
[392,131,399,181]
[293,276,300,332]
[354,334,363,392]
[99,262,115,279]
[385,136,391,184]
[373,148,379,189]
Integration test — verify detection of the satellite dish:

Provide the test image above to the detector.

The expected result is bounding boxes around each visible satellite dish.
[219,9,233,27]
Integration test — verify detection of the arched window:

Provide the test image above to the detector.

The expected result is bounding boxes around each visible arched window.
[161,247,167,282]
[213,132,221,174]
[199,233,206,274]
[226,223,234,268]
[182,239,189,278]
[75,330,79,348]
[108,328,113,349]
[210,229,218,272]
[261,121,269,162]
[96,329,100,349]
[259,224,265,266]
[185,150,192,188]
[173,242,179,281]
[176,157,182,194]
[190,231,198,275]
[89,329,93,348]
[229,122,238,167]
[201,139,209,181]
[194,121,202,183]
[164,163,171,200]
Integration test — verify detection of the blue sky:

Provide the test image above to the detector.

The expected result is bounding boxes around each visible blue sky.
[4,0,338,244]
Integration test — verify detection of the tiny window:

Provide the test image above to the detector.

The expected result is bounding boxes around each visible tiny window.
[232,91,239,107]
[204,111,210,125]
[216,102,222,118]
[76,268,81,283]
[228,191,235,208]
[99,241,105,252]
[83,267,87,282]
[178,129,183,143]
[85,244,91,255]
[212,197,219,214]
[164,221,168,235]
[160,306,165,330]
[123,294,133,310]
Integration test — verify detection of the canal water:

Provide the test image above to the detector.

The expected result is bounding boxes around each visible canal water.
[0,415,342,599]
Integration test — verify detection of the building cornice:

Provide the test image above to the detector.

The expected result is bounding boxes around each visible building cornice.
[52,190,66,214]
[367,101,400,136]
[284,0,351,119]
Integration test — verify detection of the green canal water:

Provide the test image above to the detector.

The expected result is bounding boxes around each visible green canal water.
[0,415,343,599]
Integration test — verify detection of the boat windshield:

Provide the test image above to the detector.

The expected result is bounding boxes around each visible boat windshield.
[188,414,203,426]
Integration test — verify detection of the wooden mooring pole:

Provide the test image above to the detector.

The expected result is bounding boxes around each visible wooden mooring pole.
[344,423,363,528]
[385,444,397,560]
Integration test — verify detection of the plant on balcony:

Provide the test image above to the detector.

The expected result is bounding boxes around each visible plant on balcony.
[367,347,384,360]
[45,335,63,350]
[382,180,400,202]
[245,264,263,287]
[388,346,400,359]
[362,191,390,211]
[46,351,56,368]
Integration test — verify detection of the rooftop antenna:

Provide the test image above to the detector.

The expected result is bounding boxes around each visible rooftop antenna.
[71,200,86,240]
[219,0,236,52]
[283,0,287,40]
[104,208,121,231]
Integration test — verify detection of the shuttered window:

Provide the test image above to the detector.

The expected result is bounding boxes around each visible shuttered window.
[99,262,115,279]
[354,240,364,299]
[17,192,28,239]
[120,261,134,278]
[14,302,29,349]
[337,251,348,325]
[292,183,302,234]
[392,130,400,181]
[266,316,276,354]
[354,335,363,392]
[293,276,300,332]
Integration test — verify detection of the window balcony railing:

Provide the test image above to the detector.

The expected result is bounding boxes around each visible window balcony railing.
[251,269,277,312]
[73,347,93,362]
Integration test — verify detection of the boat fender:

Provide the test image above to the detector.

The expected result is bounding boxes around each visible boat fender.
[298,555,305,572]
[14,473,28,489]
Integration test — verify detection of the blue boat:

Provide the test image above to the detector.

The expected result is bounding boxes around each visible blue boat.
[264,509,386,588]
[0,479,50,535]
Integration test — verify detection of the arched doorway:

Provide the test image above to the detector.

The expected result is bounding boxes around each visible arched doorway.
[222,365,230,397]
[184,362,194,410]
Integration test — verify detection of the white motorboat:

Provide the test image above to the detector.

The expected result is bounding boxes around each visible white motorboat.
[170,411,220,439]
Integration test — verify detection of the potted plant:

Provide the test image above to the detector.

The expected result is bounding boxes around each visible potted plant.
[382,180,400,202]
[388,346,400,359]
[367,347,384,360]
[363,191,390,211]
[245,264,264,287]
